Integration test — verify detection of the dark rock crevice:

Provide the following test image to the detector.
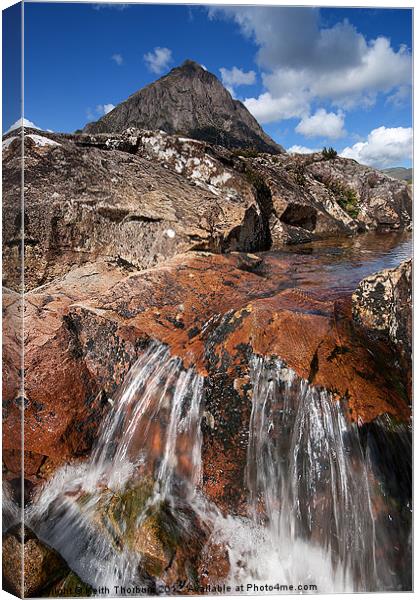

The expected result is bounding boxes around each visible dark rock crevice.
[244,168,274,251]
[279,203,318,232]
[222,206,265,253]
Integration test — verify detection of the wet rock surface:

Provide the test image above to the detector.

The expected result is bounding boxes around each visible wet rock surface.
[2,525,70,597]
[198,540,230,587]
[352,258,412,364]
[77,480,206,592]
[8,248,411,502]
[3,262,129,480]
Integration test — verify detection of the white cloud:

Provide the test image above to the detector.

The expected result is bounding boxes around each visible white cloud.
[111,53,123,66]
[144,47,172,74]
[6,118,47,133]
[386,85,410,108]
[296,109,346,139]
[220,66,256,88]
[97,103,115,115]
[308,37,411,107]
[288,144,320,154]
[244,91,309,124]
[210,7,412,123]
[220,66,256,98]
[340,126,412,168]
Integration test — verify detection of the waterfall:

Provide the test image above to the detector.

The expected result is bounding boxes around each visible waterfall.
[27,343,205,590]
[85,342,204,499]
[24,342,409,593]
[238,355,375,591]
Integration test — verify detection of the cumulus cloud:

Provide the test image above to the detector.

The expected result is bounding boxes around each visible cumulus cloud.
[144,47,172,74]
[219,66,256,94]
[309,38,411,106]
[111,53,123,66]
[340,126,412,168]
[86,104,115,121]
[210,7,412,123]
[244,91,309,124]
[220,66,256,97]
[386,85,410,108]
[296,109,346,139]
[288,144,320,154]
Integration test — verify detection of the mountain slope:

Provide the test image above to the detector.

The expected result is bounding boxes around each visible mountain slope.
[381,167,412,182]
[83,59,283,154]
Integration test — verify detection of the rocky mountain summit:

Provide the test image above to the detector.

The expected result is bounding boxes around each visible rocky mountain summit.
[83,60,282,154]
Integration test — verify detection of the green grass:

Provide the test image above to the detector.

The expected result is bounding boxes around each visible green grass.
[325,179,360,219]
[322,146,338,160]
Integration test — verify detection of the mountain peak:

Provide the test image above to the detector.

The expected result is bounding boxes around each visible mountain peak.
[169,59,211,79]
[83,61,284,154]
[179,59,205,71]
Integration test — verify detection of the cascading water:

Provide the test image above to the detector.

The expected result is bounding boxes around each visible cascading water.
[207,354,410,593]
[24,342,410,594]
[27,343,205,592]
[221,355,376,592]
[86,342,204,499]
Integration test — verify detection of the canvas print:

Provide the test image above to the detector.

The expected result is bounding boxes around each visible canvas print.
[2,2,413,597]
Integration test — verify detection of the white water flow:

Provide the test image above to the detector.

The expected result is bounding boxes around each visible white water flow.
[229,355,375,592]
[26,343,401,593]
[27,343,205,590]
[87,342,204,498]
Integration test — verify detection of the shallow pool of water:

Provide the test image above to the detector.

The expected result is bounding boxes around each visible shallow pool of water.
[263,231,412,295]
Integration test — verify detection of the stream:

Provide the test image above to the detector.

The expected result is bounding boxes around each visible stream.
[22,231,412,595]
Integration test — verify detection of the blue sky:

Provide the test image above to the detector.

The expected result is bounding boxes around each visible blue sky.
[3,3,413,167]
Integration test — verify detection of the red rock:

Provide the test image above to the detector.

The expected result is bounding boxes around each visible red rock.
[198,540,230,586]
[4,250,410,503]
[2,262,129,478]
[64,253,410,512]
